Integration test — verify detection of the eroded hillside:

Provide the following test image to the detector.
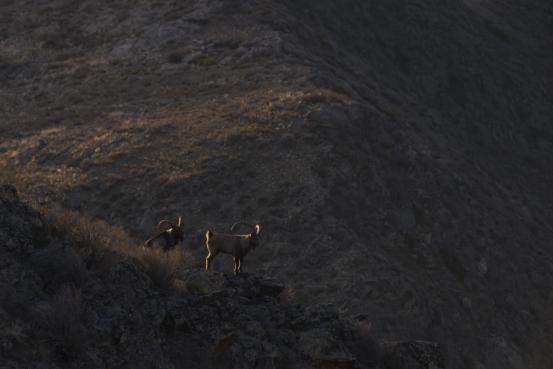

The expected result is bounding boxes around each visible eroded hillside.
[1,1,553,368]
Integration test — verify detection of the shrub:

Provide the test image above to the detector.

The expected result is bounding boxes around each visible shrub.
[140,248,183,290]
[38,205,188,291]
[0,161,28,193]
[39,205,135,269]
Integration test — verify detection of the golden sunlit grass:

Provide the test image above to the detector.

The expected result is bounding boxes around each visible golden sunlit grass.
[0,161,27,192]
[0,85,347,204]
[39,204,187,290]
[140,248,183,290]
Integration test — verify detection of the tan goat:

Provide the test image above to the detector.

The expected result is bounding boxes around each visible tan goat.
[205,222,261,275]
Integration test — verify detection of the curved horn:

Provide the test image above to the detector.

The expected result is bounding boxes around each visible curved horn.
[177,216,182,227]
[230,221,255,233]
[157,220,174,230]
[254,224,260,235]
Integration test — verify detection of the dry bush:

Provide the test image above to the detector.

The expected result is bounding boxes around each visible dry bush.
[40,204,136,269]
[42,205,132,250]
[35,286,87,359]
[0,161,28,193]
[139,247,183,290]
[38,204,190,291]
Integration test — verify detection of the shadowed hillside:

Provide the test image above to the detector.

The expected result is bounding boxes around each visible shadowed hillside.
[1,185,444,368]
[1,1,553,368]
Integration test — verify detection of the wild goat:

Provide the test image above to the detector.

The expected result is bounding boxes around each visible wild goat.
[144,217,184,251]
[205,222,261,275]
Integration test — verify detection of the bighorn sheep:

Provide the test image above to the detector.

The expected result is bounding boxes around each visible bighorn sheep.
[205,222,261,275]
[144,217,184,251]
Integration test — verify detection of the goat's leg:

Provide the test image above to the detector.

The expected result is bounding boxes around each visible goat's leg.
[233,256,240,275]
[206,252,217,271]
[237,257,242,274]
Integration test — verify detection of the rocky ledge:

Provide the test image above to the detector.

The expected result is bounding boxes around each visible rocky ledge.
[0,185,443,369]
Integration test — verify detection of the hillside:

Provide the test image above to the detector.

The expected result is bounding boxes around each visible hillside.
[1,1,553,368]
[0,185,445,368]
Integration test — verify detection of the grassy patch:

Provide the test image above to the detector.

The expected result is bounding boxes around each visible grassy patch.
[41,205,134,260]
[139,248,183,290]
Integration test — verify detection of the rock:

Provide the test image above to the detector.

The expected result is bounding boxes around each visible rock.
[382,341,445,369]
[183,269,226,295]
[298,328,355,369]
[259,277,285,297]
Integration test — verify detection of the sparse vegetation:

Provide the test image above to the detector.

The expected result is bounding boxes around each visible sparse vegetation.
[0,162,29,194]
[1,0,552,367]
[0,188,397,369]
[40,204,133,266]
[38,204,189,290]
[190,54,217,66]
[140,248,182,290]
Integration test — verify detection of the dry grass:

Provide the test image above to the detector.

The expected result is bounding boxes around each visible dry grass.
[0,161,30,194]
[38,203,191,290]
[139,248,183,290]
[41,204,134,255]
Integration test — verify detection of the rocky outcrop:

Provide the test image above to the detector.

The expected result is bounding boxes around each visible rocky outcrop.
[0,186,443,369]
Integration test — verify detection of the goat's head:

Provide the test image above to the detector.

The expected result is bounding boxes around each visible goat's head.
[249,224,261,249]
[158,216,184,243]
[231,221,262,249]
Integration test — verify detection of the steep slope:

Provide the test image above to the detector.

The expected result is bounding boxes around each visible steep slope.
[1,1,553,368]
[266,1,553,368]
[275,2,553,368]
[4,185,443,369]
